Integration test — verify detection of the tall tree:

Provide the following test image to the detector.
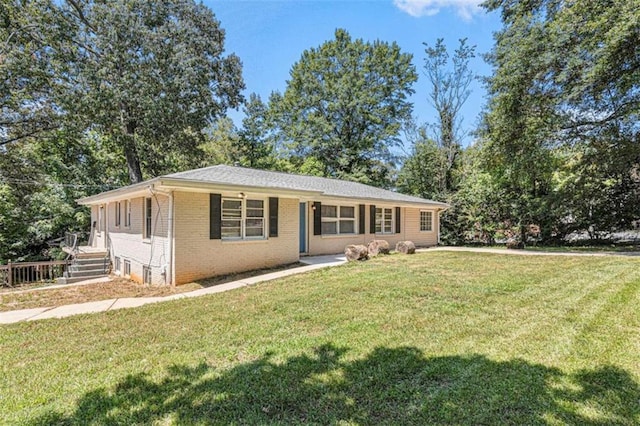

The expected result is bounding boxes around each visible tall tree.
[396,123,447,200]
[1,0,72,146]
[0,131,127,262]
[237,94,278,169]
[481,0,640,240]
[271,29,417,187]
[423,38,476,193]
[2,0,245,183]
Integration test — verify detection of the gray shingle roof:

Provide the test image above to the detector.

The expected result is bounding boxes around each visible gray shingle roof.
[165,165,448,207]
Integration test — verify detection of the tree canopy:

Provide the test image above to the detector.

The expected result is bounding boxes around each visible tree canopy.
[270,29,418,187]
[2,0,245,183]
[479,0,640,240]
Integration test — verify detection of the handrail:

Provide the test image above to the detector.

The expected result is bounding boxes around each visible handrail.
[63,232,79,260]
[0,260,69,287]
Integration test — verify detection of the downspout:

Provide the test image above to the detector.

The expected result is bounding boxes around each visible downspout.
[105,202,110,252]
[167,190,174,286]
[437,208,442,245]
[150,185,175,286]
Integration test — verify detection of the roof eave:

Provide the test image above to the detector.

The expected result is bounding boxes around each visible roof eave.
[158,177,324,197]
[310,194,450,209]
[76,178,161,205]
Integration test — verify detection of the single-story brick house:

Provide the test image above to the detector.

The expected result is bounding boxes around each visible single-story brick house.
[77,165,449,285]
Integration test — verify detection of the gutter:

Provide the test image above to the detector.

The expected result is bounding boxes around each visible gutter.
[158,177,324,198]
[77,178,161,205]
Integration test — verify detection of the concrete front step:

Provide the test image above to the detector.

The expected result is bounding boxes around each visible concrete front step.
[73,256,109,263]
[56,275,109,285]
[70,262,108,272]
[68,268,108,277]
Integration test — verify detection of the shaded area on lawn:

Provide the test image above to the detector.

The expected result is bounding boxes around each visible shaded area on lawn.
[31,345,640,425]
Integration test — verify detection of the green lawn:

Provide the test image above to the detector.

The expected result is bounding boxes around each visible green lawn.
[1,252,639,425]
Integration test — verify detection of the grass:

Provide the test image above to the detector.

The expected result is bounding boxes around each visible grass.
[1,252,639,425]
[468,244,640,253]
[0,262,304,312]
[522,244,640,253]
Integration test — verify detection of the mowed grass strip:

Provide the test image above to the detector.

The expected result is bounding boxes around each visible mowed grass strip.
[1,252,639,425]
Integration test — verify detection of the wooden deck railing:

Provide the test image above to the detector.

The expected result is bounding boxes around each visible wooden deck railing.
[0,260,69,288]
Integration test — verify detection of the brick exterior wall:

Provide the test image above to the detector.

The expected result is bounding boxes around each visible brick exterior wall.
[173,191,299,284]
[306,204,439,255]
[87,189,441,285]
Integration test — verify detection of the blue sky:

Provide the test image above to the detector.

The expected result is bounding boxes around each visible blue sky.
[205,0,502,147]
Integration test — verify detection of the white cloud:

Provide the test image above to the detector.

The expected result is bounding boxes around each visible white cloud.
[393,0,484,21]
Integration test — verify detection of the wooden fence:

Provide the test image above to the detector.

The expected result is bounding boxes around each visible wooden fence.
[0,260,69,288]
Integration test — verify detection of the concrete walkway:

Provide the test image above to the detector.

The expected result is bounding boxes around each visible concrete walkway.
[3,247,636,325]
[0,254,346,325]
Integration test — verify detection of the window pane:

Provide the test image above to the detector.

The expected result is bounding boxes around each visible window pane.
[223,210,242,218]
[340,206,355,218]
[222,227,241,238]
[246,199,263,209]
[222,199,242,210]
[222,199,242,221]
[321,205,337,218]
[222,219,242,228]
[421,211,433,231]
[222,213,242,238]
[245,227,264,237]
[340,220,355,234]
[375,208,383,232]
[246,208,263,218]
[246,218,263,228]
[385,210,392,220]
[384,222,392,233]
[322,221,337,234]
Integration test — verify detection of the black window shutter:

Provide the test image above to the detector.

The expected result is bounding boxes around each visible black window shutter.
[269,197,278,237]
[369,205,376,234]
[395,207,401,233]
[210,193,221,240]
[313,202,322,236]
[358,204,365,234]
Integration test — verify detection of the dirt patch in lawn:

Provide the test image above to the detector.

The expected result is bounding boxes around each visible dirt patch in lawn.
[0,262,305,312]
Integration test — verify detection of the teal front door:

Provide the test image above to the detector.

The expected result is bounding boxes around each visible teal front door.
[299,203,307,253]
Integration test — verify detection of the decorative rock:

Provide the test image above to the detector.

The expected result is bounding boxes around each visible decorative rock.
[506,238,525,250]
[345,244,369,261]
[395,241,416,254]
[367,240,390,257]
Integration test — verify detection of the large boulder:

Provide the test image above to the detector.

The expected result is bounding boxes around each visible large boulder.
[345,244,369,261]
[506,238,525,250]
[367,240,390,257]
[395,240,416,254]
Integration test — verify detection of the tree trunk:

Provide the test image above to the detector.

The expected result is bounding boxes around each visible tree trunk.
[520,225,527,247]
[124,145,143,184]
[122,121,143,184]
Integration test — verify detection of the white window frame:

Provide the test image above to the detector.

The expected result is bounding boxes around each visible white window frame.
[375,207,394,234]
[321,204,357,235]
[420,210,433,232]
[143,197,152,240]
[143,266,151,285]
[123,260,131,277]
[114,257,121,273]
[115,201,121,227]
[221,197,266,240]
[124,200,131,227]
